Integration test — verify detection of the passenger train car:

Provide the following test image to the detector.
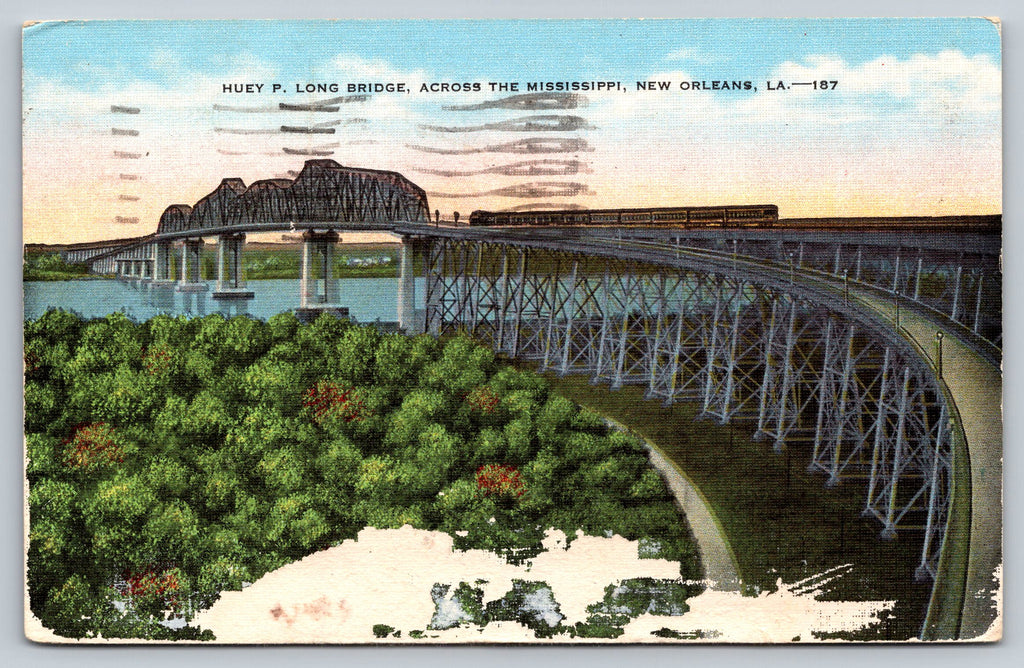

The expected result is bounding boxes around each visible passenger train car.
[468,205,779,228]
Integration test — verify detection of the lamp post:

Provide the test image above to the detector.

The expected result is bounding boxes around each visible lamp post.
[935,331,944,379]
[895,290,901,331]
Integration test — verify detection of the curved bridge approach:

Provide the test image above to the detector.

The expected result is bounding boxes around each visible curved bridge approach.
[54,161,1000,639]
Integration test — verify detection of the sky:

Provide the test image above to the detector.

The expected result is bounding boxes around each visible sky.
[22,19,1002,244]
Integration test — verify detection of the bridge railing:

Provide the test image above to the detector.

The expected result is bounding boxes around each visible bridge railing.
[907,339,972,640]
[599,233,1001,365]
[595,229,1001,355]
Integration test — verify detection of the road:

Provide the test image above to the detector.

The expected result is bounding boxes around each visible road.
[855,291,1002,639]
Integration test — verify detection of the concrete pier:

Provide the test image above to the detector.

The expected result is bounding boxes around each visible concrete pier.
[295,230,346,321]
[397,236,423,334]
[153,241,175,284]
[213,233,254,300]
[176,238,208,292]
[299,230,339,308]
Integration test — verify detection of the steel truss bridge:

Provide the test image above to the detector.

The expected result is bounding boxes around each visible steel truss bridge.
[54,160,1001,639]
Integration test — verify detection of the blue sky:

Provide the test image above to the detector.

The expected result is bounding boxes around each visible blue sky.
[24,19,1000,90]
[22,19,1002,243]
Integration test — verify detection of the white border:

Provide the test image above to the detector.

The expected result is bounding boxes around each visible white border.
[6,2,1019,666]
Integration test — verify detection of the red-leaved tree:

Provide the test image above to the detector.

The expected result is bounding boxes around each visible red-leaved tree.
[476,464,526,500]
[302,380,366,424]
[112,566,184,618]
[141,347,173,375]
[466,386,500,413]
[63,423,123,470]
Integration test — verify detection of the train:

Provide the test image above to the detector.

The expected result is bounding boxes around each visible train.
[468,205,779,228]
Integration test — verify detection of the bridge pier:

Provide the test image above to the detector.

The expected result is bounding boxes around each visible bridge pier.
[397,235,424,334]
[153,241,175,283]
[176,239,208,292]
[129,260,144,285]
[213,233,254,300]
[296,230,347,321]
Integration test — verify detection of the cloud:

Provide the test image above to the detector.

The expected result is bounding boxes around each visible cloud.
[664,47,717,64]
[770,50,1000,118]
[328,54,428,85]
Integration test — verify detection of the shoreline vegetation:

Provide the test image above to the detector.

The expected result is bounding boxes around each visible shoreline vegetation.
[25,311,702,640]
[24,244,407,282]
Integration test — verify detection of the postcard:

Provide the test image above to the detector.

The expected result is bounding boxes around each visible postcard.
[22,18,1002,643]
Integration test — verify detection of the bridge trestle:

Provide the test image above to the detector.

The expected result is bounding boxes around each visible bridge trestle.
[423,237,954,582]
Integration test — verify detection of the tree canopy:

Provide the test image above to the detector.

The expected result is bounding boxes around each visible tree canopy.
[26,310,700,639]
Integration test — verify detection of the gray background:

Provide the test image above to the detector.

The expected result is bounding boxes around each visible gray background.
[4,1,1019,665]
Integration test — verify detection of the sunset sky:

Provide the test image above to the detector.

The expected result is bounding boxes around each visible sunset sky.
[22,19,1002,244]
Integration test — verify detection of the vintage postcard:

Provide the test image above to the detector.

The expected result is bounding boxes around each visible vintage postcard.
[22,18,1002,643]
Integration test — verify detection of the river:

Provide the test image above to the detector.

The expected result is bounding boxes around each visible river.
[23,278,427,323]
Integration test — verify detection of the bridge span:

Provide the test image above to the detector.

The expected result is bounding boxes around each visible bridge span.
[396,225,999,639]
[48,161,1000,639]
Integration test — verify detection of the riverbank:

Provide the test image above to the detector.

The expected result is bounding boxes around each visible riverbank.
[23,243,411,283]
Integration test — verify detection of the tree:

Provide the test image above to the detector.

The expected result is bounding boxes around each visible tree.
[25,312,702,640]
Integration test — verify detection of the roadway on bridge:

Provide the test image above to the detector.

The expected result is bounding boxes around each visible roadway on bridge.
[853,291,1002,639]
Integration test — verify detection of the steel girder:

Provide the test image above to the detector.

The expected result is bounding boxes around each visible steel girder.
[423,237,953,581]
[158,159,429,236]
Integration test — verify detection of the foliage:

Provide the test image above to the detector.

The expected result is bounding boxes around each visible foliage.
[427,582,486,630]
[466,386,500,413]
[62,423,124,470]
[24,251,91,281]
[112,567,186,619]
[372,623,398,638]
[302,381,367,424]
[483,580,565,638]
[475,464,526,500]
[423,577,700,639]
[25,310,700,640]
[237,245,401,280]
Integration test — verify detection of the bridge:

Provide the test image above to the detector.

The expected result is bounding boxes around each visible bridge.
[54,159,1001,640]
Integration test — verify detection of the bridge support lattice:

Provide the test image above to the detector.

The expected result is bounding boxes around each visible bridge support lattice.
[423,237,954,582]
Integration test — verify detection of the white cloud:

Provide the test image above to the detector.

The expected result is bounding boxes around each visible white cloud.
[664,47,717,64]
[771,50,1000,118]
[328,54,428,85]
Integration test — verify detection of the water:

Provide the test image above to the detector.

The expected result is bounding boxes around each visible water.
[23,278,427,323]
